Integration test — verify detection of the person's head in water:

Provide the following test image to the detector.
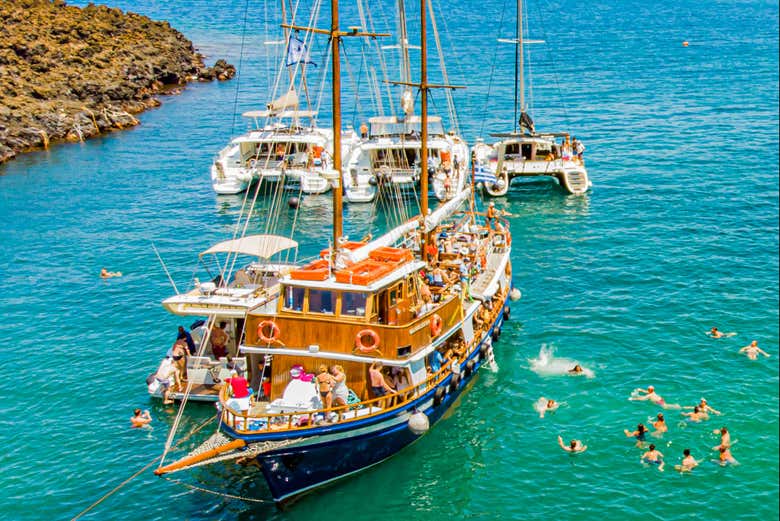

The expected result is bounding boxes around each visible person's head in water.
[570,364,583,373]
[711,327,718,333]
[547,399,555,408]
[570,440,577,450]
[719,446,727,454]
[657,413,664,421]
[649,444,656,451]
[693,406,700,413]
[638,424,647,433]
[647,385,655,392]
[133,408,141,416]
[721,427,728,434]
[683,449,691,457]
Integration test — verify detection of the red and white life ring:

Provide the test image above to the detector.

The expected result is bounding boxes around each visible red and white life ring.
[355,329,381,352]
[430,314,443,337]
[257,320,281,343]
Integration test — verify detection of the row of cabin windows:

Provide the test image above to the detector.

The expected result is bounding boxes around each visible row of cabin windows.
[283,287,368,317]
[281,281,411,323]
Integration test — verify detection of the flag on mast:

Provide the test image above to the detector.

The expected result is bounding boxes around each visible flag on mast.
[286,36,316,67]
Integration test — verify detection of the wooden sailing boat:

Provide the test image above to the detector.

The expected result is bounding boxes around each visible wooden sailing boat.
[155,0,516,504]
[472,0,591,196]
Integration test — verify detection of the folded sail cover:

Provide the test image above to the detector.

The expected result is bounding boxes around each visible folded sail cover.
[200,235,298,259]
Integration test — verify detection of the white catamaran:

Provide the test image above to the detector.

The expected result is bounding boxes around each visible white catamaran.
[343,0,469,204]
[472,0,591,196]
[211,6,360,195]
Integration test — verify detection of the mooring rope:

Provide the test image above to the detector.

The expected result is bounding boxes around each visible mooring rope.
[70,414,216,521]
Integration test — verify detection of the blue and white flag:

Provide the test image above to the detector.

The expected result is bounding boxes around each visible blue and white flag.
[286,36,316,67]
[473,165,497,184]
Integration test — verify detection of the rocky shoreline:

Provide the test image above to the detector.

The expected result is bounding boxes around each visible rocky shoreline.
[0,0,235,164]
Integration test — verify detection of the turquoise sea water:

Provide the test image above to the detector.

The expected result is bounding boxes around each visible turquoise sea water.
[0,0,778,519]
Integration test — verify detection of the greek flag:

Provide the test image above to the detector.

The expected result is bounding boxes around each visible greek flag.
[473,164,497,184]
[286,36,316,67]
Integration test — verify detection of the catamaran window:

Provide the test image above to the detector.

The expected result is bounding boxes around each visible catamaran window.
[342,292,368,317]
[308,289,335,314]
[283,286,305,312]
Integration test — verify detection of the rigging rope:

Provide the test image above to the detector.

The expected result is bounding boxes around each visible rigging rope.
[71,414,216,521]
[230,0,252,135]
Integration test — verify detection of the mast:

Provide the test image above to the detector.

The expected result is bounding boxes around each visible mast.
[331,0,343,250]
[283,4,388,261]
[519,0,525,126]
[514,0,524,133]
[419,0,428,224]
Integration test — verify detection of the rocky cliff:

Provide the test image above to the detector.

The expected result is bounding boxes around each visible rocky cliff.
[0,0,235,163]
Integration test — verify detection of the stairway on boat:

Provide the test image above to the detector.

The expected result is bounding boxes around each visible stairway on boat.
[561,168,590,195]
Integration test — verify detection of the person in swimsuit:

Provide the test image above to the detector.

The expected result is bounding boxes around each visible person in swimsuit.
[629,385,681,409]
[210,322,229,359]
[568,364,584,375]
[557,435,587,453]
[652,413,668,434]
[369,361,395,398]
[739,340,770,360]
[708,327,724,338]
[712,426,732,449]
[100,268,122,278]
[130,409,152,428]
[315,365,336,412]
[641,444,665,471]
[682,405,708,422]
[715,444,738,465]
[329,365,348,407]
[677,448,699,472]
[624,423,650,447]
[684,398,721,416]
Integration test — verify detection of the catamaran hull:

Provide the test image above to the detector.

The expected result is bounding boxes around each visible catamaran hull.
[228,299,508,504]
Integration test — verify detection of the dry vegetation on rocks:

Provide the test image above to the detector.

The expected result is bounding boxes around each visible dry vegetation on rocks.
[0,0,235,163]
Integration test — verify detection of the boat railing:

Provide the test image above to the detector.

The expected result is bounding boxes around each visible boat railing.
[219,354,461,435]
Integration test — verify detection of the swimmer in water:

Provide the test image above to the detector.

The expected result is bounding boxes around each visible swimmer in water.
[536,397,559,418]
[714,444,738,466]
[739,340,770,360]
[130,409,152,428]
[629,385,681,409]
[682,405,708,422]
[624,423,651,447]
[568,364,584,375]
[712,426,731,449]
[683,398,721,416]
[558,435,587,453]
[641,444,665,471]
[652,413,668,434]
[100,268,122,278]
[676,448,699,472]
[708,327,725,339]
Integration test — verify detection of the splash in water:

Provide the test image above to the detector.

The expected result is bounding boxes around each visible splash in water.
[529,345,595,378]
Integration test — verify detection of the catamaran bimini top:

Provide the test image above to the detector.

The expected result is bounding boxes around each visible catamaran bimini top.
[369,115,445,138]
[242,110,319,120]
[200,234,298,259]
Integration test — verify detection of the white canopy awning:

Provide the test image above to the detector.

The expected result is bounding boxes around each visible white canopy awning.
[242,110,318,119]
[200,234,298,258]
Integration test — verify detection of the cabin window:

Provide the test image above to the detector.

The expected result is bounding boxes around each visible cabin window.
[389,283,402,307]
[521,144,533,160]
[308,289,335,314]
[283,286,305,312]
[342,292,368,317]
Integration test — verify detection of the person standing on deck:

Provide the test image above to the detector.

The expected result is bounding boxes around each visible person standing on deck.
[369,361,395,397]
[177,325,196,355]
[210,322,228,359]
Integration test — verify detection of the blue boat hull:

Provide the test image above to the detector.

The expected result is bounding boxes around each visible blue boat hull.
[231,296,509,504]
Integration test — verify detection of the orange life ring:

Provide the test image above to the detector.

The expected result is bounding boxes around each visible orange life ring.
[257,320,281,343]
[355,329,380,352]
[430,314,443,337]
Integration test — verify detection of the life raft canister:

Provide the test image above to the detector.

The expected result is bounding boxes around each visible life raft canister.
[257,320,281,343]
[355,329,381,352]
